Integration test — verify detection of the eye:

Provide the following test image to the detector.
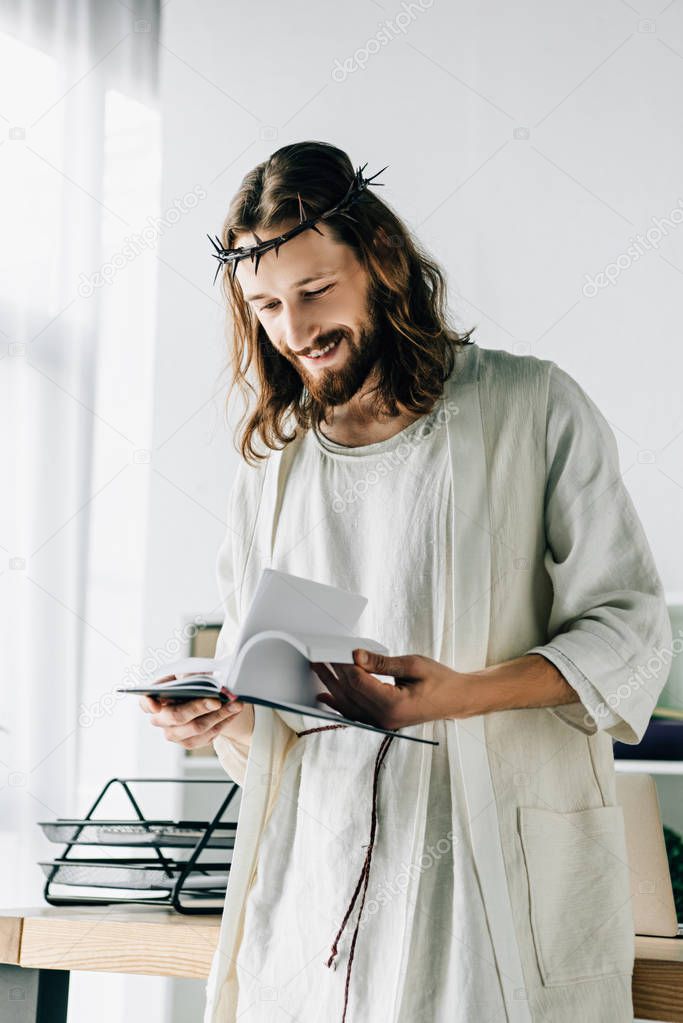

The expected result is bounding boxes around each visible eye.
[303,284,333,299]
[258,283,333,313]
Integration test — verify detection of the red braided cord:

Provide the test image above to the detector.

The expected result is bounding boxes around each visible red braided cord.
[335,734,395,1023]
[295,724,349,737]
[294,722,397,1021]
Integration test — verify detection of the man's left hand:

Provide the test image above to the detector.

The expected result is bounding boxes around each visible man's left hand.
[309,649,478,731]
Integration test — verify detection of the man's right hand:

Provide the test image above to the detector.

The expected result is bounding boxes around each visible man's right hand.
[139,675,255,750]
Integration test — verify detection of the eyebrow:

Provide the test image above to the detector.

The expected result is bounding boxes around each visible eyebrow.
[245,270,337,303]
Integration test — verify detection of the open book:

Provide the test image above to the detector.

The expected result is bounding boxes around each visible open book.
[118,568,438,746]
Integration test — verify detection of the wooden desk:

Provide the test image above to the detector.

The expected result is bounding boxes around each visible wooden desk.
[0,905,221,1022]
[634,934,683,1022]
[0,907,681,1022]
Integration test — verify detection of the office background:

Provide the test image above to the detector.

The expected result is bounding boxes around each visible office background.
[1,0,682,1019]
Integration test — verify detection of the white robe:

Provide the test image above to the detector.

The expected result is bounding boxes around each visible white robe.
[204,343,673,1023]
[229,406,508,1021]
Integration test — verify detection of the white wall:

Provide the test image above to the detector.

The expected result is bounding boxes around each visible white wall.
[150,0,683,616]
[142,0,683,1018]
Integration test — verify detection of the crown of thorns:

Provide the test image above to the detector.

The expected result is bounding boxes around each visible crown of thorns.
[207,162,388,286]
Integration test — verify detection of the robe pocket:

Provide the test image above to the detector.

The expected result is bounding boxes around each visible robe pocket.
[517,804,635,987]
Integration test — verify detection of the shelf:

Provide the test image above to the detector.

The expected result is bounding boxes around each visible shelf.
[614,760,683,775]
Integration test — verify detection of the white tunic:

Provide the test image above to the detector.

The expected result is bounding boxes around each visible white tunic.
[208,344,672,1023]
[232,406,508,1022]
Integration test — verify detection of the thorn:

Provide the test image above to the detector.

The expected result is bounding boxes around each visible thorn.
[253,252,261,275]
[297,191,306,223]
[207,232,221,253]
[310,223,324,236]
[252,232,262,245]
[230,259,239,281]
[367,164,389,184]
[212,262,221,286]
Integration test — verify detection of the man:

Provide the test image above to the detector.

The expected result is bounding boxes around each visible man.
[141,141,672,1022]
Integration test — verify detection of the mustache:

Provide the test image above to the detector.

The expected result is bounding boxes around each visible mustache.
[296,330,348,358]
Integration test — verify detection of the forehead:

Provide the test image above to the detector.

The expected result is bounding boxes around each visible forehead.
[234,221,355,299]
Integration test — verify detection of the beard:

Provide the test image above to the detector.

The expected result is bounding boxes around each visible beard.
[282,301,386,407]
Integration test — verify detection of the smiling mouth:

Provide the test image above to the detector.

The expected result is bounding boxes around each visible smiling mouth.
[301,337,342,364]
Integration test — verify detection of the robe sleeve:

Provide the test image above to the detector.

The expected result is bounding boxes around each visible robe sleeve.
[210,460,299,784]
[526,362,672,745]
[210,462,253,786]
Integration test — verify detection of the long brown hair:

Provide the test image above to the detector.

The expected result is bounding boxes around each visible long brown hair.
[217,140,476,465]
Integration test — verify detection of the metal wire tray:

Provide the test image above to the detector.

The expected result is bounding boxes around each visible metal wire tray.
[38,819,236,848]
[38,776,240,914]
[39,858,229,891]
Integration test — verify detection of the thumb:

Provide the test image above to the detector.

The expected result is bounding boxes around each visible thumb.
[352,648,414,678]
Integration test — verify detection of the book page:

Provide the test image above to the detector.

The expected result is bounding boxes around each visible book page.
[235,568,367,649]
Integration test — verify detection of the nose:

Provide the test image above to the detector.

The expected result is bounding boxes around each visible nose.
[280,303,320,355]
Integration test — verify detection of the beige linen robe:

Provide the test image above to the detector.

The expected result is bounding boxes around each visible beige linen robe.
[203,342,672,1023]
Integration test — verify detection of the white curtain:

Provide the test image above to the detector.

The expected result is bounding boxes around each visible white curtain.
[0,0,161,932]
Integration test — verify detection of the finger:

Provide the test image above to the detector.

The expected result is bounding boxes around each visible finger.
[310,662,339,689]
[320,664,409,726]
[310,662,365,715]
[315,692,343,713]
[179,702,243,731]
[352,649,422,679]
[311,661,354,693]
[312,661,373,693]
[140,694,162,714]
[310,663,354,715]
[162,705,238,742]
[328,661,390,699]
[149,696,227,728]
[168,721,227,750]
[313,663,380,720]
